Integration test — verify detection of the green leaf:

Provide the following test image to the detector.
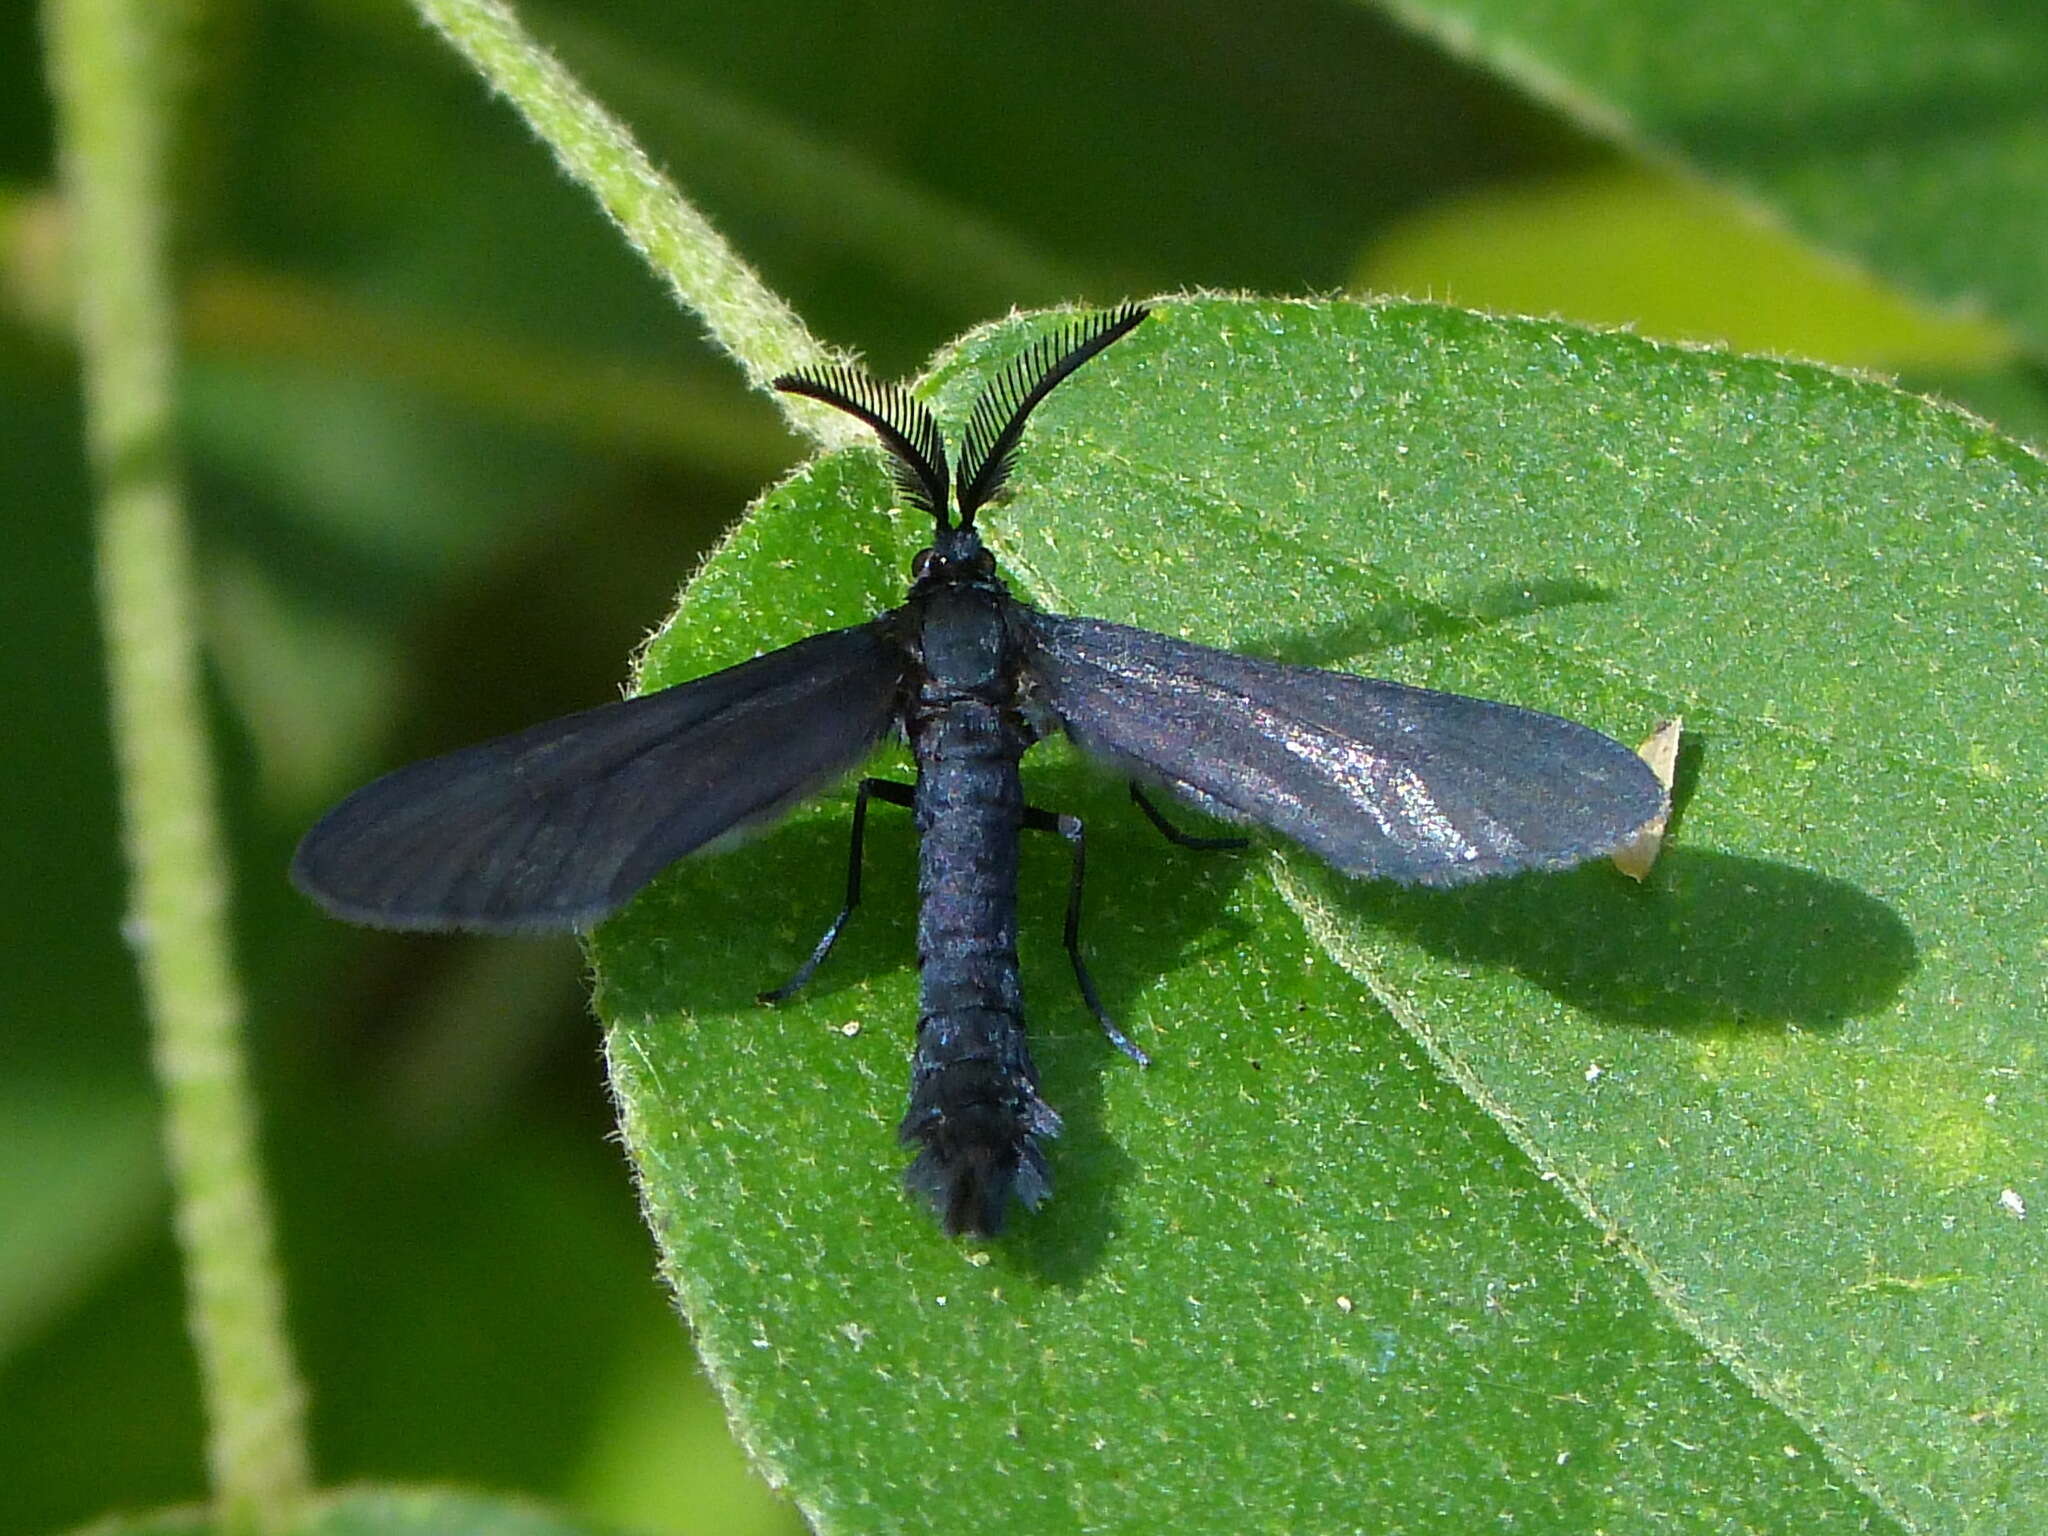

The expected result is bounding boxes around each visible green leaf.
[594,298,2046,1529]
[1359,0,2048,349]
[1356,165,2012,373]
[0,1082,159,1364]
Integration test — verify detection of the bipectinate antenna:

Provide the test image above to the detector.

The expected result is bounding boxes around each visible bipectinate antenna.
[774,367,951,526]
[954,304,1149,526]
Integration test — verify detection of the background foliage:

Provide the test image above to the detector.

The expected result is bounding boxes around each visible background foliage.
[6,1,2043,1534]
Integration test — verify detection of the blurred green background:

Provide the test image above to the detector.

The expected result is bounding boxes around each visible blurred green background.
[4,1,2038,1533]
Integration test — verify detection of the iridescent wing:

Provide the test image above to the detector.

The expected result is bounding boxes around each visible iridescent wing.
[1022,612,1665,885]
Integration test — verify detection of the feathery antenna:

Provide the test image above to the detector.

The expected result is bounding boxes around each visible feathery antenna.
[775,367,951,524]
[954,304,1149,525]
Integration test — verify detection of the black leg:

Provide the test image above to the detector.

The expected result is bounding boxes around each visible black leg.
[759,778,914,1004]
[1024,804,1150,1067]
[1129,783,1249,852]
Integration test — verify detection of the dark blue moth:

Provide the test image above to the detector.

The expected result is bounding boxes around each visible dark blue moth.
[292,305,1667,1236]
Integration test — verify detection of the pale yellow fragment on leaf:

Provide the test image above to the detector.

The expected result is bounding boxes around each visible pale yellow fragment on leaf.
[1612,716,1683,881]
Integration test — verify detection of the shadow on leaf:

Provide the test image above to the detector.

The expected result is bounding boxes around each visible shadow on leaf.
[1314,846,1916,1031]
[1247,573,1616,672]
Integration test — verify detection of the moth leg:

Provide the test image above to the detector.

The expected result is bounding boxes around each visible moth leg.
[1024,804,1150,1068]
[759,777,914,1005]
[1128,783,1249,852]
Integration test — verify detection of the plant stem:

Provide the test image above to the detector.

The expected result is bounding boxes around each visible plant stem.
[43,0,312,1529]
[413,0,857,430]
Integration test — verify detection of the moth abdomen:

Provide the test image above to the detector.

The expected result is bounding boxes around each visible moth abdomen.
[900,1043,1060,1237]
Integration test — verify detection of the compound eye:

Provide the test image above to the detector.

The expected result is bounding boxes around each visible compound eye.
[911,547,937,580]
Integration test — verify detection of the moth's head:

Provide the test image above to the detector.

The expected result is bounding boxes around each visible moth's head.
[909,525,996,590]
[771,303,1151,546]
